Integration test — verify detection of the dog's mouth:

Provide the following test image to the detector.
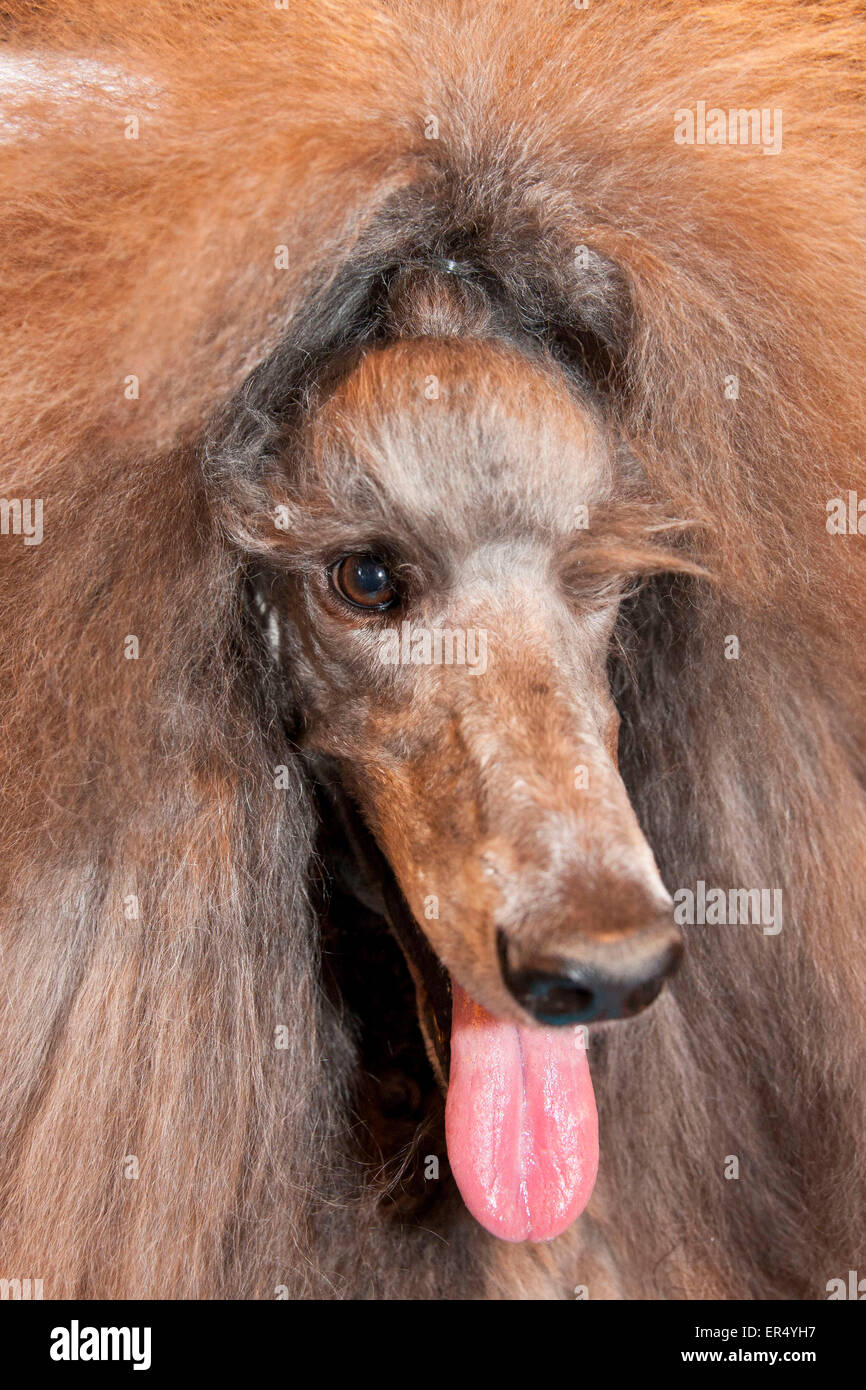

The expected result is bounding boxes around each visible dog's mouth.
[315,770,453,1085]
[312,771,457,1221]
[312,770,598,1243]
[379,873,452,1090]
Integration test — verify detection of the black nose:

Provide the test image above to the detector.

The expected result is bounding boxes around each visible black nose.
[498,929,682,1026]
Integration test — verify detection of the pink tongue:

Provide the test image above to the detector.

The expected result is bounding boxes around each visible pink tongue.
[445,979,598,1243]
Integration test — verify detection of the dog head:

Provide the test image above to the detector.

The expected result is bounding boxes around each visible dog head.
[280,328,686,1000]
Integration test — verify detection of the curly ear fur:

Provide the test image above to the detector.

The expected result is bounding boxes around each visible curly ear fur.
[0,0,864,1298]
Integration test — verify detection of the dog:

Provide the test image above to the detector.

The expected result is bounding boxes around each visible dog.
[1,0,865,1299]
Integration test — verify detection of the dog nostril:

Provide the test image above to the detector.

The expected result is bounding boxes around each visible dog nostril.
[497,932,598,1024]
[505,968,596,1025]
[622,976,665,1015]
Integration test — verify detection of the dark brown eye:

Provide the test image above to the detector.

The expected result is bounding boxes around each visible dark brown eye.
[330,554,398,610]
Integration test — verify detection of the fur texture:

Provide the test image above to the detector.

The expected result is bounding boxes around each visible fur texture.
[0,0,865,1299]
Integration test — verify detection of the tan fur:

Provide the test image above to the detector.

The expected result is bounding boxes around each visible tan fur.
[0,0,864,1299]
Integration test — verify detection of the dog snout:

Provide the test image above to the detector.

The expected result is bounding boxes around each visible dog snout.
[497,923,683,1026]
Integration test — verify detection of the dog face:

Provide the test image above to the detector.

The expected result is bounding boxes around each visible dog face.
[278,334,682,1039]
